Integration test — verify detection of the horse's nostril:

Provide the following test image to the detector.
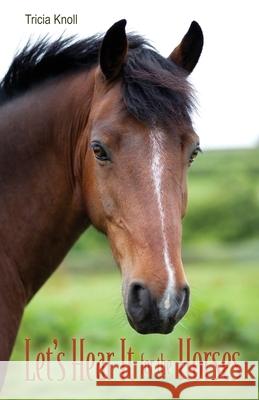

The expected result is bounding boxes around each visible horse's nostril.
[127,282,152,323]
[175,285,190,322]
[126,282,190,334]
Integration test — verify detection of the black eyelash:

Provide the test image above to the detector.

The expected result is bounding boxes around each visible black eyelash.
[189,145,202,165]
[91,141,110,161]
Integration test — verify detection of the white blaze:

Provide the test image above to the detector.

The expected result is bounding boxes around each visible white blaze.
[150,130,175,310]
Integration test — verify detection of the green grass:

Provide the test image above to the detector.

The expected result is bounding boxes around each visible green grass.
[12,260,259,361]
[189,147,259,176]
[183,147,259,243]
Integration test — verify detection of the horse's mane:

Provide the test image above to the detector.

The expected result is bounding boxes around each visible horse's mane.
[0,33,194,125]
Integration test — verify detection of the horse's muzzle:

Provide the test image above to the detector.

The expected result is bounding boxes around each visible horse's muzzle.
[125,282,189,334]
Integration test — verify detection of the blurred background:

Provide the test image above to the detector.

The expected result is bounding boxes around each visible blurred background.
[0,0,258,361]
[12,147,259,361]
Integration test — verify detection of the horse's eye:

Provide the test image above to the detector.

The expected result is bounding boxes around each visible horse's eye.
[91,142,109,161]
[189,145,201,166]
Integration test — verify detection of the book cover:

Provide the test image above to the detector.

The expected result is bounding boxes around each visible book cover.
[0,1,258,398]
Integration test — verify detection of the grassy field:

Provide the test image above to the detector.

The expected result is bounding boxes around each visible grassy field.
[11,147,259,361]
[183,147,259,244]
[13,260,259,361]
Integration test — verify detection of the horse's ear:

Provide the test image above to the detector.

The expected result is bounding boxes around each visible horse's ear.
[100,19,128,81]
[169,21,203,74]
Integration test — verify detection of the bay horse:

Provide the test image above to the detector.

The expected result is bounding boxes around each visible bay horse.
[0,20,203,360]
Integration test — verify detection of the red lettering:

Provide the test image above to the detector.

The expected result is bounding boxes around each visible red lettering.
[193,352,202,361]
[232,352,240,361]
[222,352,232,362]
[218,364,228,379]
[175,362,187,379]
[212,352,220,361]
[244,362,256,379]
[188,363,197,379]
[96,362,109,379]
[231,364,242,379]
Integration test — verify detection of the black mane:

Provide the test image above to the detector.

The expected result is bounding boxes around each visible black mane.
[0,33,194,125]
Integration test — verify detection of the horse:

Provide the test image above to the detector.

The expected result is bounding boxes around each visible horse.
[0,19,203,360]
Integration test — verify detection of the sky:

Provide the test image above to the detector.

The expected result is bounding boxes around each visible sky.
[0,0,258,149]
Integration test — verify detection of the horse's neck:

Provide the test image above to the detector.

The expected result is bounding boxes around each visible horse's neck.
[0,74,92,303]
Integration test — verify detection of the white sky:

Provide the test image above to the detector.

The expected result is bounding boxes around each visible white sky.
[0,0,259,149]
